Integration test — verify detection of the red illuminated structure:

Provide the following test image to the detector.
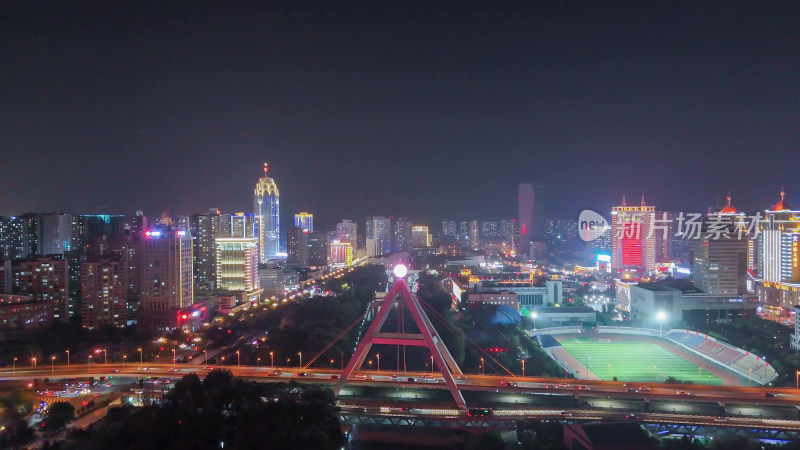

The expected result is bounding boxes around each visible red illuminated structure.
[612,195,656,273]
[333,268,467,409]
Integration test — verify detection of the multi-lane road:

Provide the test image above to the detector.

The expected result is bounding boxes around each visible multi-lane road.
[3,363,800,408]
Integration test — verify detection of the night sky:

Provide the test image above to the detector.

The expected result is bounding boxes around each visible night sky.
[2,1,798,230]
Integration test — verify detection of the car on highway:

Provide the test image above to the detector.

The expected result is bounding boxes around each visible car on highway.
[500,380,518,387]
[557,383,571,389]
[168,368,179,373]
[297,372,308,377]
[467,408,493,417]
[577,385,591,391]
[271,370,282,375]
[108,368,120,373]
[544,384,556,389]
[637,386,651,392]
[362,375,374,381]
[390,374,399,380]
[406,377,416,383]
[676,390,691,396]
[137,367,149,372]
[455,375,468,380]
[627,387,639,392]
[202,366,213,370]
[436,379,446,384]
[762,392,776,398]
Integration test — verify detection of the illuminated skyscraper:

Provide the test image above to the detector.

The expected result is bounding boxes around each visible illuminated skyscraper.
[254,163,280,262]
[468,220,479,248]
[756,190,800,314]
[190,209,220,290]
[611,195,656,272]
[392,217,412,252]
[411,226,431,248]
[336,220,357,247]
[690,196,748,296]
[138,226,193,332]
[81,259,127,330]
[518,183,535,255]
[366,216,392,257]
[294,212,314,232]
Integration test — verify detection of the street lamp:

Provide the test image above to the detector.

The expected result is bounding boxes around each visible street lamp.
[269,351,274,369]
[376,354,380,372]
[204,350,208,367]
[656,311,667,338]
[123,355,127,368]
[65,350,70,366]
[12,357,17,373]
[236,350,240,367]
[172,348,176,364]
[430,355,434,374]
[88,355,92,372]
[796,370,799,390]
[51,356,55,374]
[138,348,143,367]
[521,359,526,378]
[330,359,334,369]
[530,311,538,330]
[298,352,302,368]
[31,357,37,368]
[480,357,484,376]
[257,357,261,367]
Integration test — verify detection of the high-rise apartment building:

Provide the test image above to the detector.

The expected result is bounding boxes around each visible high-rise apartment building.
[0,215,38,259]
[611,196,656,272]
[38,213,82,256]
[80,259,127,329]
[15,256,69,322]
[468,220,480,248]
[441,220,458,243]
[137,226,193,332]
[254,163,280,262]
[336,220,357,247]
[392,217,412,253]
[294,212,314,233]
[366,216,392,257]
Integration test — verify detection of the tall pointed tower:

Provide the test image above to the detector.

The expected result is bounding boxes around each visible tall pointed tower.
[254,162,280,261]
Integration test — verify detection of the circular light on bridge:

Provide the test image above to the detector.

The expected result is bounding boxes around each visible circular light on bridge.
[393,264,408,279]
[530,311,538,319]
[656,311,667,321]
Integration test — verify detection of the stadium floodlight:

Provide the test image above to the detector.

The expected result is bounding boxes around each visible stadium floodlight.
[530,311,538,330]
[656,311,667,338]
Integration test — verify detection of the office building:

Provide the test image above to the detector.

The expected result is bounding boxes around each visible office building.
[441,220,458,243]
[137,226,193,333]
[258,265,285,297]
[755,190,800,315]
[690,196,748,296]
[611,195,656,273]
[336,220,357,248]
[518,183,545,255]
[629,279,755,321]
[15,256,69,322]
[294,212,314,232]
[80,259,127,330]
[219,213,259,239]
[287,227,309,265]
[411,226,431,248]
[215,237,259,291]
[307,231,330,267]
[254,163,280,261]
[366,216,392,257]
[190,209,220,290]
[392,217,412,253]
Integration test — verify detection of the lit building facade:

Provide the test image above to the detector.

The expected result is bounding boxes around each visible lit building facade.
[190,209,220,290]
[138,227,193,332]
[392,217,412,253]
[80,259,127,329]
[38,213,82,256]
[215,237,259,291]
[0,294,53,335]
[15,257,69,322]
[254,163,280,261]
[308,231,329,267]
[366,216,392,257]
[0,215,38,259]
[611,196,656,273]
[294,212,314,233]
[329,241,353,266]
[755,190,800,315]
[468,220,480,248]
[411,226,431,248]
[336,220,357,248]
[287,227,309,265]
[689,196,748,296]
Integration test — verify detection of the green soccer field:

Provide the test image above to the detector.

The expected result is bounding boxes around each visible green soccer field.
[558,336,722,385]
